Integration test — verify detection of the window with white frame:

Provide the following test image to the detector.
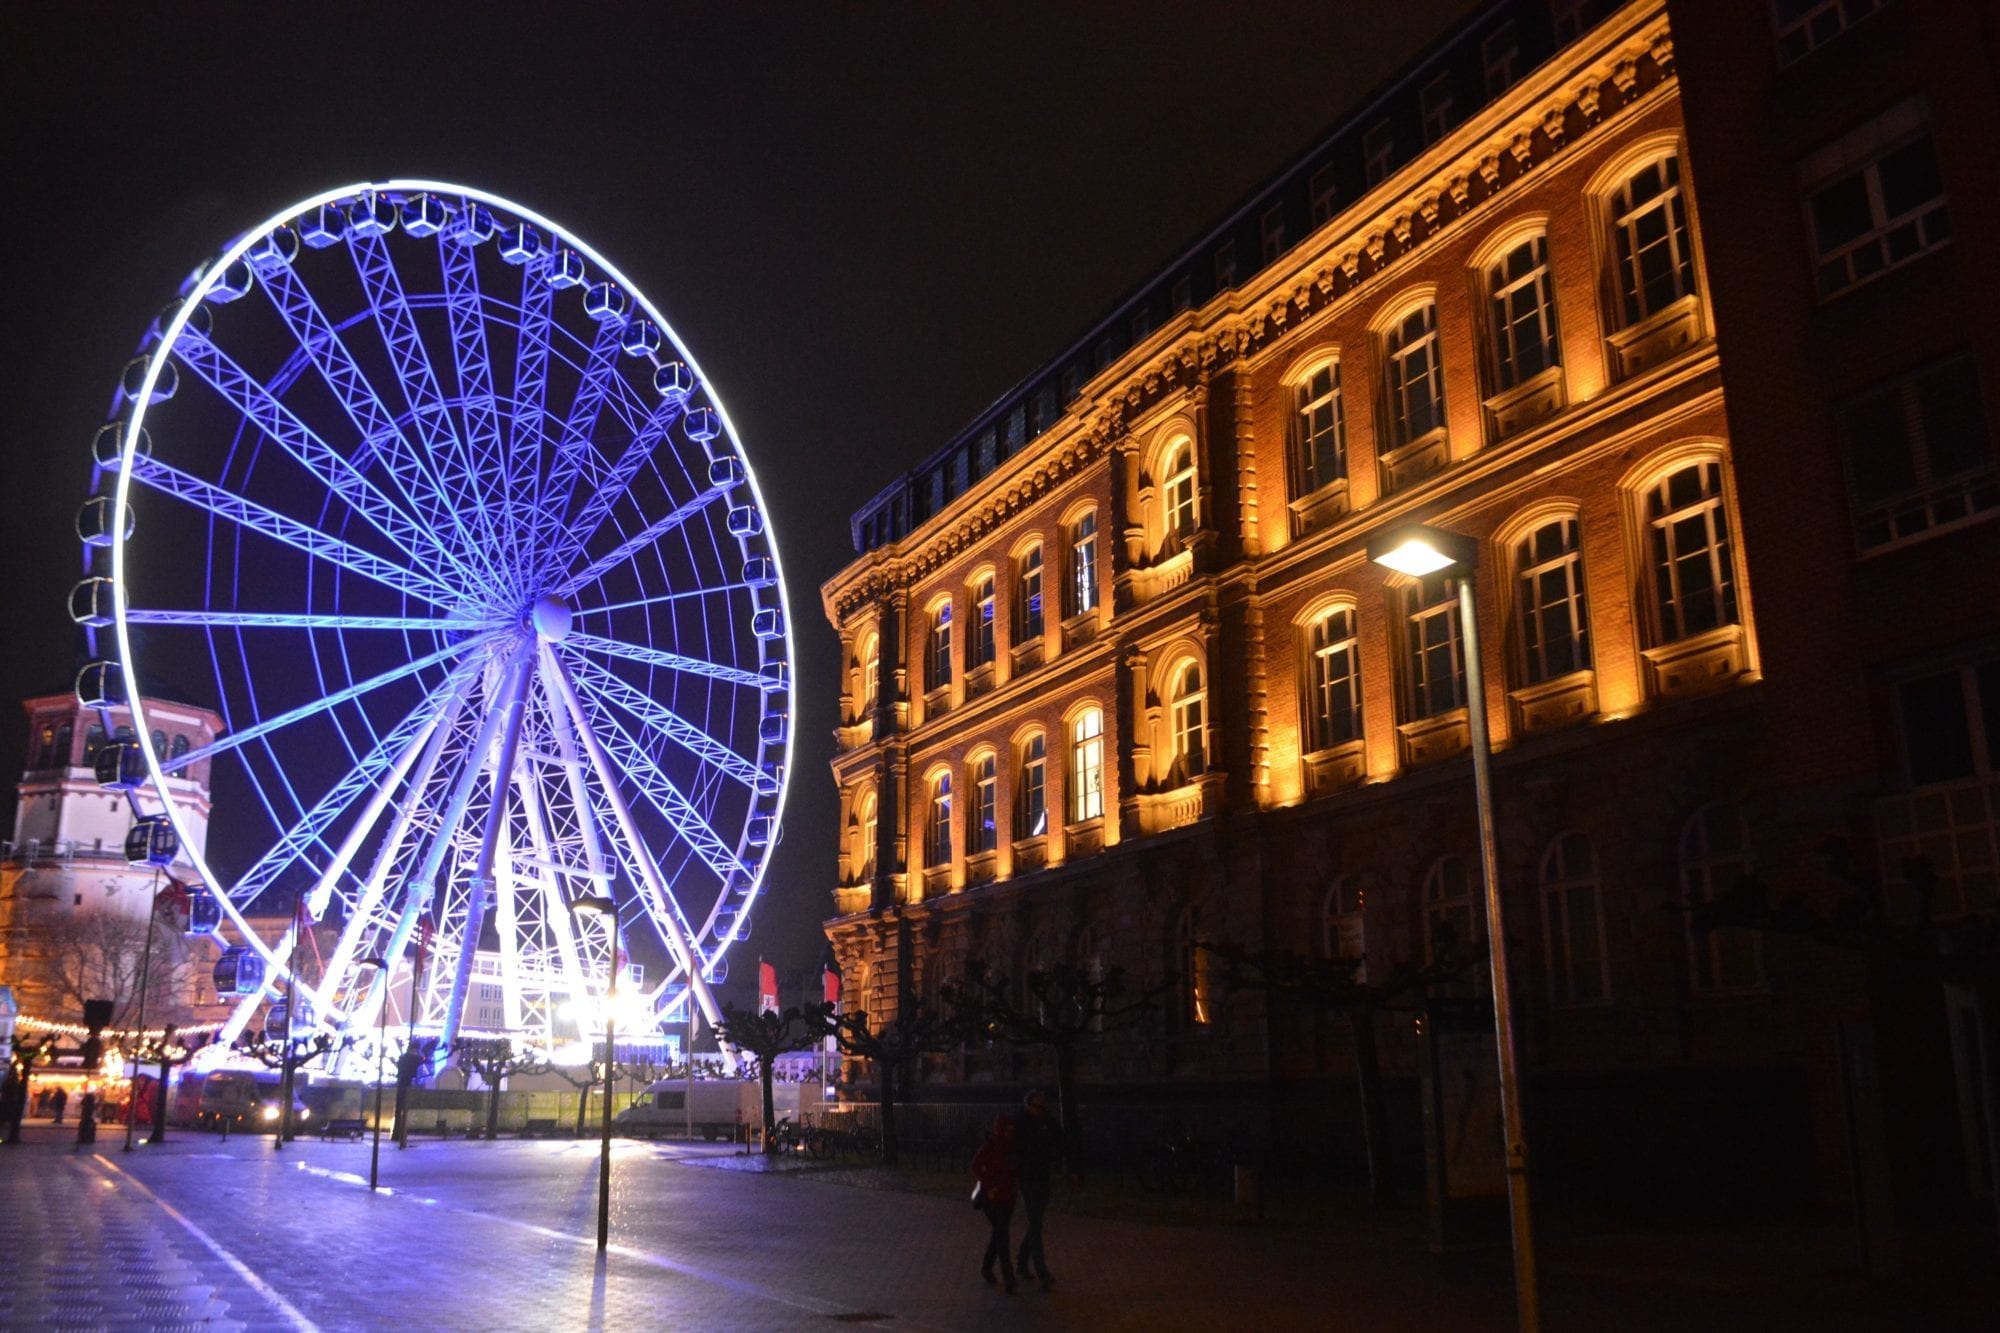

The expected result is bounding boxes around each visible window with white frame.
[1644,460,1739,643]
[1483,21,1520,95]
[969,753,998,855]
[1805,110,1949,300]
[1841,355,1995,550]
[1419,74,1454,145]
[857,792,877,879]
[1424,855,1483,994]
[1214,240,1237,291]
[1540,832,1608,1005]
[1680,804,1764,993]
[1067,510,1100,616]
[1310,165,1338,226]
[1261,205,1287,264]
[1162,440,1199,538]
[1015,545,1045,643]
[1610,155,1698,327]
[1773,0,1888,67]
[1884,657,2000,918]
[926,602,953,691]
[1363,120,1394,186]
[1402,573,1467,721]
[1896,659,1999,788]
[1383,303,1446,446]
[1292,362,1347,496]
[1487,235,1561,390]
[970,575,996,668]
[1170,661,1207,781]
[1069,708,1105,823]
[1016,733,1048,839]
[1323,877,1365,973]
[1515,517,1592,684]
[1306,607,1362,752]
[925,771,953,868]
[1175,906,1210,1027]
[857,632,879,712]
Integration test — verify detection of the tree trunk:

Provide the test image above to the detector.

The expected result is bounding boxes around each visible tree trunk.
[878,1056,899,1166]
[1350,1006,1392,1205]
[761,1062,778,1154]
[1053,1040,1081,1177]
[485,1078,503,1141]
[150,1059,173,1144]
[575,1077,592,1138]
[393,1054,415,1147]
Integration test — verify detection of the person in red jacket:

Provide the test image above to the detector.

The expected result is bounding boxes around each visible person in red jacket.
[971,1114,1019,1293]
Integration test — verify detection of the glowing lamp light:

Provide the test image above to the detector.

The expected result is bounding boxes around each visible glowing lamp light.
[1366,523,1478,578]
[261,1105,280,1123]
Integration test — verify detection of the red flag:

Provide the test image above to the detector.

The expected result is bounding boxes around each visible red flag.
[822,964,841,1007]
[758,959,779,1015]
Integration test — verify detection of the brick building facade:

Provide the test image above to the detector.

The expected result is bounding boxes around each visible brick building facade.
[821,0,1997,1218]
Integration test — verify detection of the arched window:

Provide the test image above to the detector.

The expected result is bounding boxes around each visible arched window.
[1015,733,1048,839]
[1292,361,1347,496]
[35,724,55,769]
[1066,510,1100,616]
[1644,460,1738,643]
[1540,832,1607,1005]
[968,753,998,855]
[857,632,879,712]
[1162,440,1198,538]
[853,791,878,881]
[1169,660,1207,780]
[1400,574,1467,721]
[1069,708,1105,823]
[925,772,953,868]
[1424,855,1484,995]
[926,602,954,692]
[1175,906,1210,1028]
[150,729,168,757]
[969,575,996,668]
[1610,154,1696,328]
[1515,517,1592,683]
[1323,877,1365,975]
[1680,804,1763,992]
[170,733,190,761]
[1383,302,1446,446]
[1486,234,1561,390]
[1014,546,1044,643]
[1305,606,1362,752]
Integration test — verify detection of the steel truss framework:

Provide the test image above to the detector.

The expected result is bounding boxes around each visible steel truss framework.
[73,182,794,1072]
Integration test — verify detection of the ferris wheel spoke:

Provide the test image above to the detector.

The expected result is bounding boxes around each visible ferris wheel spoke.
[533,317,625,565]
[224,653,487,907]
[160,634,490,778]
[507,258,557,523]
[346,228,510,597]
[173,329,452,576]
[562,630,773,693]
[548,393,687,575]
[124,608,499,632]
[573,582,752,618]
[566,653,771,792]
[556,484,729,597]
[254,250,505,597]
[128,454,459,607]
[438,230,519,581]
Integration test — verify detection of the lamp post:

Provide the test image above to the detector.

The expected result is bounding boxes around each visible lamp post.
[358,956,388,1191]
[1369,522,1539,1333]
[569,895,618,1252]
[123,864,162,1154]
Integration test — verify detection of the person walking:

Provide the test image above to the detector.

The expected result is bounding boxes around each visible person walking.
[971,1114,1019,1294]
[0,1070,25,1145]
[51,1085,69,1125]
[1014,1089,1065,1290]
[73,1089,98,1152]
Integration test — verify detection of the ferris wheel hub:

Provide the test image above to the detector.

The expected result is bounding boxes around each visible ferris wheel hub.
[529,593,573,642]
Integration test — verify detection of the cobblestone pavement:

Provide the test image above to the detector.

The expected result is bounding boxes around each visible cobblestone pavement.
[2,1120,1994,1331]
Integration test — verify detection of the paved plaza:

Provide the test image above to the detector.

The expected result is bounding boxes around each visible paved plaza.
[0,1120,1993,1331]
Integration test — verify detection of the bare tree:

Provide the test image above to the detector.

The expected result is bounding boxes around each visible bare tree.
[547,1057,609,1138]
[813,995,959,1166]
[715,1003,822,1154]
[35,910,189,1031]
[452,1037,550,1139]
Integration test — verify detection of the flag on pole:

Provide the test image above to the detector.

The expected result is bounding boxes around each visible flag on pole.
[758,958,779,1015]
[822,959,841,1008]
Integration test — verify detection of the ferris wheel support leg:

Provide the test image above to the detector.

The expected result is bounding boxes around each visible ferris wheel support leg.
[541,644,738,1074]
[537,659,614,1011]
[437,648,536,1056]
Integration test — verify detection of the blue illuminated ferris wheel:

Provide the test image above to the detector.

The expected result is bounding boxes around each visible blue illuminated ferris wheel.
[73,181,793,1062]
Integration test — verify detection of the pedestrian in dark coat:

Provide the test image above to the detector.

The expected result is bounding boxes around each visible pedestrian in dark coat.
[50,1086,69,1125]
[971,1114,1019,1294]
[74,1090,98,1151]
[0,1071,24,1143]
[1014,1089,1065,1289]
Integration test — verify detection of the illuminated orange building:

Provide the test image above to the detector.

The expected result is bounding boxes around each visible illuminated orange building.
[822,0,1998,1213]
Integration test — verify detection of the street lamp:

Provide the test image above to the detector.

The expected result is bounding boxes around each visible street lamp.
[569,894,618,1253]
[358,956,389,1192]
[1368,521,1539,1332]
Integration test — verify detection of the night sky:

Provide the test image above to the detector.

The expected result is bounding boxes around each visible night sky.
[1,2,1472,1003]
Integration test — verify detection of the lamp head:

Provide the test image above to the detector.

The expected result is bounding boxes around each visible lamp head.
[1367,523,1477,578]
[568,895,616,919]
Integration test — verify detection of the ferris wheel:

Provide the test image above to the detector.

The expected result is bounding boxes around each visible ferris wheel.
[71,181,792,1066]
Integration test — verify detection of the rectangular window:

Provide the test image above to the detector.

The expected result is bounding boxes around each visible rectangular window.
[1419,74,1454,145]
[1483,22,1520,95]
[1363,120,1394,186]
[1059,365,1081,404]
[1131,306,1153,342]
[1646,461,1739,642]
[1773,0,1888,67]
[1516,518,1592,684]
[1261,204,1287,264]
[1612,155,1697,326]
[1843,357,1997,551]
[1293,362,1346,495]
[1542,835,1608,1006]
[1384,303,1445,445]
[1068,512,1100,616]
[1806,128,1949,300]
[1403,574,1467,721]
[1015,547,1045,642]
[970,757,997,855]
[1897,661,2000,787]
[1017,735,1048,839]
[1308,608,1362,752]
[1214,240,1237,291]
[1070,710,1105,823]
[1488,235,1561,390]
[970,577,996,667]
[1309,165,1338,226]
[1170,275,1193,313]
